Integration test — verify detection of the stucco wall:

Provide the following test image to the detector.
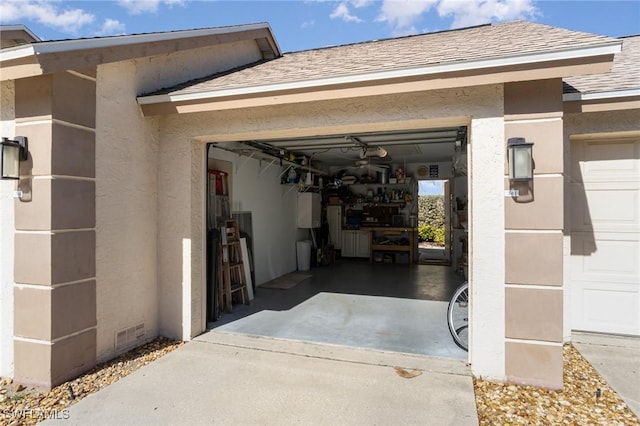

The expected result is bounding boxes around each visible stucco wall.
[0,80,15,377]
[95,40,265,361]
[468,115,506,381]
[562,108,640,340]
[156,84,508,380]
[95,60,160,362]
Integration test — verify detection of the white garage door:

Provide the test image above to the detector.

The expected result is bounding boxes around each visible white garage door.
[570,136,640,336]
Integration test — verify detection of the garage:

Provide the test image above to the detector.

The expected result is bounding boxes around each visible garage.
[569,136,640,336]
[203,126,470,360]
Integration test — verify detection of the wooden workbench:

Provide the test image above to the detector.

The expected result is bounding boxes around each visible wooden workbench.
[366,227,417,264]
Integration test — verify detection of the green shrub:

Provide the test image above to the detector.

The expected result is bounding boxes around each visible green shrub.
[434,227,446,246]
[418,225,434,242]
[418,225,446,247]
[418,195,445,228]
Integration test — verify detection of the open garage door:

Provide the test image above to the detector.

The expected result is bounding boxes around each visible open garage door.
[569,136,640,336]
[205,126,470,360]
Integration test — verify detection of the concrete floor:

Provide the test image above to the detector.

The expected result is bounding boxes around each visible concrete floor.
[210,259,467,360]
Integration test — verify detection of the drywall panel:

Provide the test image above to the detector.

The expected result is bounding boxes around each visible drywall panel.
[207,147,299,286]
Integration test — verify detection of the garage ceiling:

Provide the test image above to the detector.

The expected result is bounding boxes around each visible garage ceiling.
[212,126,467,170]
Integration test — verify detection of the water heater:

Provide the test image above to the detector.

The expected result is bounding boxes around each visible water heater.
[297,192,321,228]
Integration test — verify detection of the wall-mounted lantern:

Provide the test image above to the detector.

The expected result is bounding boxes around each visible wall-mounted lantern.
[507,137,533,182]
[1,136,28,180]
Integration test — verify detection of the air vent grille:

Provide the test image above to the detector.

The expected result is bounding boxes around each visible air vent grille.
[115,322,145,353]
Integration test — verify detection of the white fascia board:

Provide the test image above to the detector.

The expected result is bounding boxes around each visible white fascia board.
[138,41,622,105]
[0,24,41,41]
[563,88,640,101]
[1,23,276,62]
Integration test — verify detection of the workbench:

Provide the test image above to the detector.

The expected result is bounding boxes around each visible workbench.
[366,227,418,264]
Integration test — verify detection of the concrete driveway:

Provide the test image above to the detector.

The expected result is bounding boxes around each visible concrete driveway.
[573,332,640,417]
[45,332,478,425]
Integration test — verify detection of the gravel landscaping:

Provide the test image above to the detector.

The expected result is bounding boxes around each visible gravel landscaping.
[475,345,639,425]
[0,337,183,426]
[1,338,637,425]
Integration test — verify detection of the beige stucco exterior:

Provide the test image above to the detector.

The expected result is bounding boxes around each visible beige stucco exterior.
[0,22,634,390]
[0,79,16,378]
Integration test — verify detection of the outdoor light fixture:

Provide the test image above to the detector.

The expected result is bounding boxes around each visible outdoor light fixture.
[1,136,28,180]
[507,137,534,182]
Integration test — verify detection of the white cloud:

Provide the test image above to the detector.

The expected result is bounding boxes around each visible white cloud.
[376,0,538,36]
[351,0,374,8]
[117,0,185,15]
[330,2,364,23]
[0,0,94,34]
[301,19,316,29]
[437,0,538,28]
[97,18,126,36]
[376,0,438,35]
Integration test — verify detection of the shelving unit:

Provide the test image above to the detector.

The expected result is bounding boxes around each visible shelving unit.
[367,227,417,264]
[218,219,249,312]
[208,170,231,229]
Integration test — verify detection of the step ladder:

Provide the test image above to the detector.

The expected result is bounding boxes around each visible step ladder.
[218,219,249,312]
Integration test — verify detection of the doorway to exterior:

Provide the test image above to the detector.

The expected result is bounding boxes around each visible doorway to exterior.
[418,179,450,265]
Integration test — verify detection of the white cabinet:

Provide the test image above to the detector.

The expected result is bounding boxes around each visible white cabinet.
[342,231,356,257]
[327,206,343,249]
[342,230,370,258]
[297,193,321,228]
[355,231,371,258]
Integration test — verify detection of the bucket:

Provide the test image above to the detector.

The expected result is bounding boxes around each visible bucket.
[296,240,312,271]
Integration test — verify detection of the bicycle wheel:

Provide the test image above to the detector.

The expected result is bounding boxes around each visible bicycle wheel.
[447,282,469,351]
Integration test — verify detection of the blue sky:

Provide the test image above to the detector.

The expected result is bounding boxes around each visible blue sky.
[419,180,443,195]
[1,1,638,52]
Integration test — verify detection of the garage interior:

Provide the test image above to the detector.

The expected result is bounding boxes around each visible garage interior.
[204,126,470,360]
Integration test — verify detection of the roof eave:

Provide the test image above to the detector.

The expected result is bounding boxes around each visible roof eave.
[0,23,281,80]
[138,40,622,106]
[563,88,640,101]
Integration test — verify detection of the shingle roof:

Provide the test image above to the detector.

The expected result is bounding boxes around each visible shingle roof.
[151,21,617,97]
[563,35,640,94]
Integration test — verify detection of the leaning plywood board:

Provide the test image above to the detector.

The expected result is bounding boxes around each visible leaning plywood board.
[240,238,254,300]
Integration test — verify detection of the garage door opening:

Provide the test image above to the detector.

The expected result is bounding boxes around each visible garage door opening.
[203,126,470,359]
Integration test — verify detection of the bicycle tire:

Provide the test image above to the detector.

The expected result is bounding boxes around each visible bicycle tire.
[447,281,469,351]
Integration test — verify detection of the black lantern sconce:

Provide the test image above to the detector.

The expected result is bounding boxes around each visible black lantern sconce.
[1,136,28,180]
[507,137,534,182]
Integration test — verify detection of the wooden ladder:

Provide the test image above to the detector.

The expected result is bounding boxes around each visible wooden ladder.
[218,219,249,312]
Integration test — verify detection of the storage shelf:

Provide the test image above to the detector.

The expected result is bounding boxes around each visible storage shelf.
[345,202,406,207]
[347,180,413,187]
[371,244,411,252]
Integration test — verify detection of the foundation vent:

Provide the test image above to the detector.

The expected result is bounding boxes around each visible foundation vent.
[115,322,145,353]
